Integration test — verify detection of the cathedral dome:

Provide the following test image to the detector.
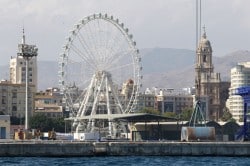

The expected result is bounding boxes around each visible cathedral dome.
[198,30,212,52]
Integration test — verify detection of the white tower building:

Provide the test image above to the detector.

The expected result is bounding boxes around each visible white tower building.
[227,62,250,121]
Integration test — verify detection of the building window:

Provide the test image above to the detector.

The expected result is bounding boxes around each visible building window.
[203,55,207,62]
[210,99,213,104]
[12,92,17,98]
[12,106,17,111]
[2,99,6,104]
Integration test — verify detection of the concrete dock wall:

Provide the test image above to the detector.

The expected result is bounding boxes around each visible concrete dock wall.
[0,141,94,157]
[0,141,250,156]
[108,142,250,156]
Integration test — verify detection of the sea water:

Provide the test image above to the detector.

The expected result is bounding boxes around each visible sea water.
[0,156,249,166]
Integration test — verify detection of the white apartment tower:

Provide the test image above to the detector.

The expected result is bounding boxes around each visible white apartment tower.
[227,62,250,121]
[9,29,38,90]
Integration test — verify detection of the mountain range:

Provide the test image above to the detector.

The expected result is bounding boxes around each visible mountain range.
[1,48,250,91]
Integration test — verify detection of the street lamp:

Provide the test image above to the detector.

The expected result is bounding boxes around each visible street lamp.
[17,43,38,130]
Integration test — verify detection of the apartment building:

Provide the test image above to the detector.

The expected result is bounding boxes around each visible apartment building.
[34,87,64,118]
[227,62,250,121]
[0,80,35,118]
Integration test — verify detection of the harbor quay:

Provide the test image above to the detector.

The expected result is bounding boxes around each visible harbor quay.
[0,140,250,157]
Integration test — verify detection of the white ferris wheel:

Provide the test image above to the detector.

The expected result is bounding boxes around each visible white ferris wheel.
[58,13,142,136]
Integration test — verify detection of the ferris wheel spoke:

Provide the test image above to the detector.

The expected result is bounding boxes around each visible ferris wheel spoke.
[70,44,97,70]
[106,46,134,67]
[106,62,134,72]
[104,31,127,63]
[105,44,126,66]
[80,29,100,64]
[77,24,99,65]
[75,77,93,89]
[76,31,99,66]
[103,20,111,63]
[96,19,106,62]
[103,24,121,63]
[105,34,131,65]
[106,49,134,69]
[86,21,103,62]
[90,20,101,61]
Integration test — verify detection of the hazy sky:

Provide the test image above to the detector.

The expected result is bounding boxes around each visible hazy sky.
[0,0,250,65]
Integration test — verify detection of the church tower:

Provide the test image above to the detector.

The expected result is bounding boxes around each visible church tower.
[194,28,229,121]
[195,27,213,97]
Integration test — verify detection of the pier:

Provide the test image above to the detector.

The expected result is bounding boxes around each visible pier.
[0,141,250,157]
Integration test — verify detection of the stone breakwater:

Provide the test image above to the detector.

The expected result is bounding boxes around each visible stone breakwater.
[0,141,250,157]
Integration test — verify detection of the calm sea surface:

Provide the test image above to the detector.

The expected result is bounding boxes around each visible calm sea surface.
[0,156,249,166]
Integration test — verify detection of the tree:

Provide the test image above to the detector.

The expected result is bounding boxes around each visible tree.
[29,114,53,131]
[29,114,66,132]
[163,112,176,118]
[221,109,233,122]
[10,116,25,125]
[52,117,66,132]
[179,109,193,121]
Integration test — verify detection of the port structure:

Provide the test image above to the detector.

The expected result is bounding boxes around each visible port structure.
[189,100,206,127]
[231,86,250,141]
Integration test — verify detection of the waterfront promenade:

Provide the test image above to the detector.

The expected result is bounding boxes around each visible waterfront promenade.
[0,140,249,157]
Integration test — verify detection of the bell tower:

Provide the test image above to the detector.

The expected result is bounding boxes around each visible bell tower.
[195,27,213,97]
[194,27,229,121]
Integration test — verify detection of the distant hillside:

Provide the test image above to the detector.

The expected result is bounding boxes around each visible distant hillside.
[141,48,195,74]
[0,61,59,90]
[214,50,250,81]
[37,61,59,89]
[142,49,250,89]
[1,48,250,91]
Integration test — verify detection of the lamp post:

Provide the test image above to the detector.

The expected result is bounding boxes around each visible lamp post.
[18,43,38,130]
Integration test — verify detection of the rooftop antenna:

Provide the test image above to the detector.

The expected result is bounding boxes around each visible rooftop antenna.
[22,27,26,44]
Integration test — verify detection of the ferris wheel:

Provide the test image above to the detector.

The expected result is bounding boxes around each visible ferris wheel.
[58,13,142,136]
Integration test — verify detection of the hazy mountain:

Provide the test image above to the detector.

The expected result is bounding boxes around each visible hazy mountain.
[141,48,195,74]
[142,49,250,89]
[1,48,250,91]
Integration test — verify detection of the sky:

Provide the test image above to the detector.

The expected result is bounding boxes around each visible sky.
[0,0,250,65]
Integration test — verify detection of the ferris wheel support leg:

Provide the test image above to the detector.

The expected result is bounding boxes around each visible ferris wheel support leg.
[90,119,95,133]
[105,76,113,136]
[74,75,96,131]
[79,74,96,117]
[87,72,106,132]
[109,78,124,114]
[91,72,105,116]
